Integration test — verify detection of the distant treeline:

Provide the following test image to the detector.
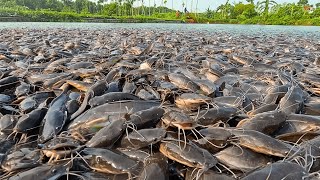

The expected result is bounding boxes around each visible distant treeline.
[0,0,175,16]
[0,0,319,25]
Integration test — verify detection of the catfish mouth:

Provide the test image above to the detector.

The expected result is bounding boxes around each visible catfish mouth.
[45,142,80,152]
[42,144,84,161]
[2,159,39,172]
[163,118,196,129]
[42,145,77,155]
[173,122,196,129]
[51,145,78,151]
[159,142,203,169]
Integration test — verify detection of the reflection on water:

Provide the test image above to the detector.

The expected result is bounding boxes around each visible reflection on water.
[0,22,319,37]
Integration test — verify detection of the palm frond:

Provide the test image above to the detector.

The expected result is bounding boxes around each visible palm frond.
[270,0,278,5]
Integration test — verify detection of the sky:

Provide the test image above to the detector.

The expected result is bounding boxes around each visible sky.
[96,0,319,13]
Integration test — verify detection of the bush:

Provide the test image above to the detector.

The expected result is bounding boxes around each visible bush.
[311,18,320,26]
[0,8,82,22]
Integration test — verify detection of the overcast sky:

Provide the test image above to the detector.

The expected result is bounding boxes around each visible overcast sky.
[97,0,319,12]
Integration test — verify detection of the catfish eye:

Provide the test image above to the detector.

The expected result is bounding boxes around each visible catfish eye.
[96,157,101,162]
[52,169,57,174]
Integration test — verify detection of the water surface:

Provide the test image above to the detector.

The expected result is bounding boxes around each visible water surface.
[0,22,319,37]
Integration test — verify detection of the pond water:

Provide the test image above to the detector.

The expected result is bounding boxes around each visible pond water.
[0,22,319,37]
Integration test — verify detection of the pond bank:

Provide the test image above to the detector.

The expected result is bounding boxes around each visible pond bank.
[0,15,183,23]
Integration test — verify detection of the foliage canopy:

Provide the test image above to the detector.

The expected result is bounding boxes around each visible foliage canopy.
[0,0,319,25]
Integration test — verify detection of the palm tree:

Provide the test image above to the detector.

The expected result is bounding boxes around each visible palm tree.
[217,0,230,19]
[97,0,104,13]
[171,0,173,10]
[121,0,127,15]
[290,3,296,17]
[186,0,188,11]
[137,0,140,15]
[118,0,123,16]
[127,0,134,16]
[297,0,308,6]
[161,0,164,13]
[257,0,277,17]
[182,1,185,12]
[191,0,193,12]
[148,0,151,16]
[141,0,145,16]
[246,0,254,4]
[164,0,167,13]
[195,0,199,16]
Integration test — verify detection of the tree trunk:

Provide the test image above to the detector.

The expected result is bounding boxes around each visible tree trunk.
[161,0,164,13]
[172,0,173,10]
[142,0,145,16]
[149,0,151,16]
[196,0,198,17]
[186,0,188,10]
[119,1,122,16]
[137,0,140,15]
[191,0,193,12]
[264,0,269,17]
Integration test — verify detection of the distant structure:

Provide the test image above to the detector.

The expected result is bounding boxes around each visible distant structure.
[304,5,314,13]
[184,7,189,13]
[176,10,180,18]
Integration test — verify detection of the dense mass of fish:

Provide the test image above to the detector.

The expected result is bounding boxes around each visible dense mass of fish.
[0,27,319,179]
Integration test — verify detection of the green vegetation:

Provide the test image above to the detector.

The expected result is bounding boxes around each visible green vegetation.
[0,0,319,25]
